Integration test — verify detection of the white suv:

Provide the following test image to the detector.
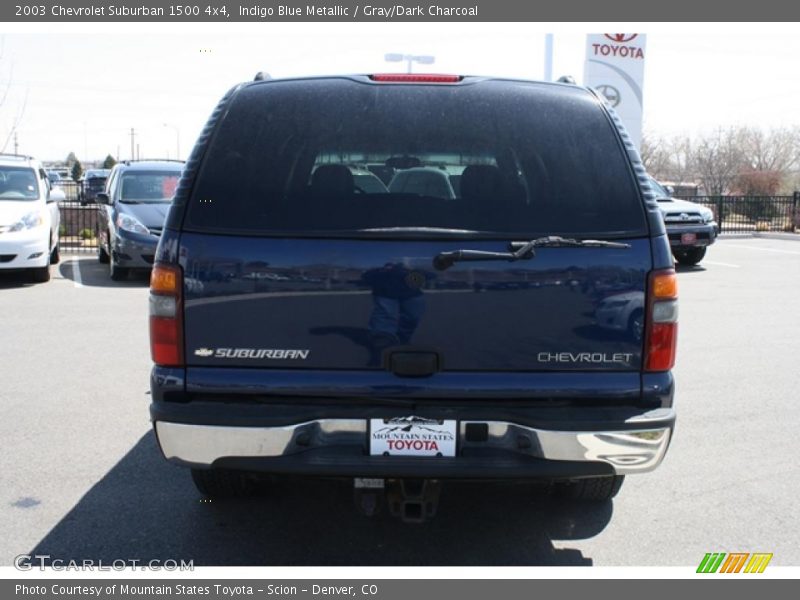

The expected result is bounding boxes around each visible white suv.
[0,154,64,282]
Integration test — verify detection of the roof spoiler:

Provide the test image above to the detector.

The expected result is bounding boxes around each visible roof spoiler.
[120,159,186,165]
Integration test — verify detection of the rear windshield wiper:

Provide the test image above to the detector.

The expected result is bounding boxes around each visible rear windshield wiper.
[433,236,632,271]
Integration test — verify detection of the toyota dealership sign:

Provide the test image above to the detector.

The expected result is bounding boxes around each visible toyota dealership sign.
[584,33,647,150]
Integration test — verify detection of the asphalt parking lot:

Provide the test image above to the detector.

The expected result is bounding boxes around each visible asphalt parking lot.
[1,236,799,567]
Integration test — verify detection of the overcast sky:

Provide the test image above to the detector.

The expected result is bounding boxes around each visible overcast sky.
[1,24,799,163]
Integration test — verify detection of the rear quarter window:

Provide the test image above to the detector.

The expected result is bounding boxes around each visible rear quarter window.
[185,78,647,238]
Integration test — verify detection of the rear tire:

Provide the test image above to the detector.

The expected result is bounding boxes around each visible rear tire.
[674,246,706,266]
[191,468,259,498]
[555,475,624,502]
[98,232,111,264]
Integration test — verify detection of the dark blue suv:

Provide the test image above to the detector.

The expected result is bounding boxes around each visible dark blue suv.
[148,74,678,516]
[97,160,183,280]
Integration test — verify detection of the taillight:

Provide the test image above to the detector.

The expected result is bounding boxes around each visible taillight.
[370,74,462,83]
[644,269,678,372]
[149,263,183,366]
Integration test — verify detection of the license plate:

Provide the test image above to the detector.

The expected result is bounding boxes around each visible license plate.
[370,417,457,457]
[681,233,697,244]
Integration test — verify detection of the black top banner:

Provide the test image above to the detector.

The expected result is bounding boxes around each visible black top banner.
[3,0,800,22]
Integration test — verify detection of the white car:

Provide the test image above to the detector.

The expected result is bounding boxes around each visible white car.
[0,154,64,283]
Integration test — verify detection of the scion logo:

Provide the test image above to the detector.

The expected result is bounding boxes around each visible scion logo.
[605,33,638,43]
[193,348,310,360]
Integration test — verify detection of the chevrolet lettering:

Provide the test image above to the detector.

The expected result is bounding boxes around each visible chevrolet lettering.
[537,352,635,364]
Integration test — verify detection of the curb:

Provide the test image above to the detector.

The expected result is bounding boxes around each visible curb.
[719,232,800,242]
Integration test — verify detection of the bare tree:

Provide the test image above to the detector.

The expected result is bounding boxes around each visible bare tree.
[639,133,698,188]
[640,133,672,179]
[642,125,800,195]
[733,126,800,193]
[740,126,798,173]
[691,127,746,195]
[664,135,694,185]
[734,170,783,195]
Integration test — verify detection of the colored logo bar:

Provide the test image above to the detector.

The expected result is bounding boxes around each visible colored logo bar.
[697,553,773,573]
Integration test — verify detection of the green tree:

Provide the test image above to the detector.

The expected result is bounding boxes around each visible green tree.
[102,154,117,169]
[71,160,83,182]
[66,151,78,166]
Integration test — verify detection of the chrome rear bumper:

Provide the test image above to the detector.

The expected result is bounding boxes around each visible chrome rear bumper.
[155,408,673,475]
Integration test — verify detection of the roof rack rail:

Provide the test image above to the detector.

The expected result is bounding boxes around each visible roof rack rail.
[120,158,185,165]
[0,153,35,160]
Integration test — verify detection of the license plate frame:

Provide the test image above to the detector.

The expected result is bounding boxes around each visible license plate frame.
[369,417,457,458]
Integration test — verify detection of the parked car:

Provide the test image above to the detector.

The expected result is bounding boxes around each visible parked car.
[0,154,64,282]
[388,166,456,199]
[96,160,183,281]
[46,170,63,187]
[79,169,111,204]
[149,74,677,519]
[351,168,388,194]
[650,177,717,266]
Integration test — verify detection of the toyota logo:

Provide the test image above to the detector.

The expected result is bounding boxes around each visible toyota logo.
[596,84,621,107]
[604,34,638,43]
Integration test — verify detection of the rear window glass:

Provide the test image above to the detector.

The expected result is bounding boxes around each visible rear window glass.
[119,171,181,202]
[186,79,646,237]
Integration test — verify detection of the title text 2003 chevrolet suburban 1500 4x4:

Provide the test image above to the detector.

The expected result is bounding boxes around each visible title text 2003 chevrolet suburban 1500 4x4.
[148,74,678,521]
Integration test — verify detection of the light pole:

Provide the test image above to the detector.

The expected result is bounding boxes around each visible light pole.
[163,123,181,160]
[544,34,554,82]
[384,53,435,74]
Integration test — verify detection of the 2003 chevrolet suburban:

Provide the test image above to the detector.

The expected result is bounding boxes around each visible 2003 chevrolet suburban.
[148,74,678,519]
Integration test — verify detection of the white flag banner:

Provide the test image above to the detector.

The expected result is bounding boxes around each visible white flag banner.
[584,34,647,151]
